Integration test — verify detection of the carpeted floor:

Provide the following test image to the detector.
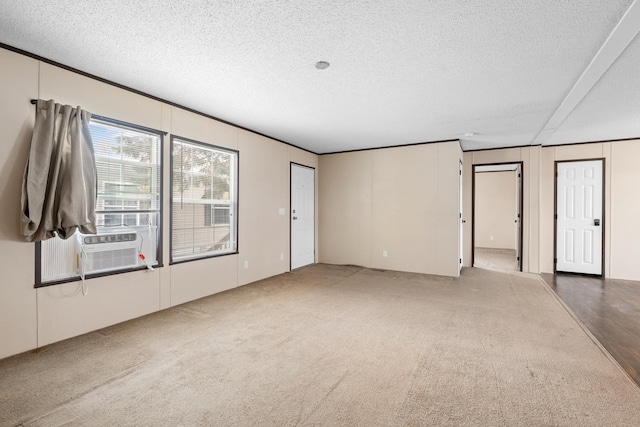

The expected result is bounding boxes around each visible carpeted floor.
[474,247,519,271]
[1,265,639,426]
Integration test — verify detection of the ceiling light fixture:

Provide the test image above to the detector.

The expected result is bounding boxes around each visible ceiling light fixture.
[315,61,330,70]
[464,132,476,137]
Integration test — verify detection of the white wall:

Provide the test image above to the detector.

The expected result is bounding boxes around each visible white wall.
[319,141,463,278]
[474,171,517,249]
[0,47,318,359]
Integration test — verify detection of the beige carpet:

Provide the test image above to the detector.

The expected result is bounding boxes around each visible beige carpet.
[474,247,519,271]
[1,265,639,426]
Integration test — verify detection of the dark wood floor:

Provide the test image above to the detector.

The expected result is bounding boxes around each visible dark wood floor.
[541,273,640,387]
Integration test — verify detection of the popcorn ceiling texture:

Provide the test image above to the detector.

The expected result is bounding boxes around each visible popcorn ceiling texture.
[0,0,636,152]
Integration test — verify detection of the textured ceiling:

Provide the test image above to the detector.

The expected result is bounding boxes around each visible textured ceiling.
[0,0,638,153]
[546,28,640,145]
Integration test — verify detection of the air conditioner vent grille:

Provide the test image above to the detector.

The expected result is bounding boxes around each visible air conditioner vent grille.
[85,248,138,273]
[83,233,137,245]
[77,232,140,274]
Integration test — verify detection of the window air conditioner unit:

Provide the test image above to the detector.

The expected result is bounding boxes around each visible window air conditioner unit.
[76,232,140,275]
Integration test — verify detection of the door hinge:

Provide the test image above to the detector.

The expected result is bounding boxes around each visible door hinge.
[554,258,557,264]
[554,214,557,220]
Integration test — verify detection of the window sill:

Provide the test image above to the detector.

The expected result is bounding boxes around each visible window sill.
[34,263,163,289]
[169,251,238,266]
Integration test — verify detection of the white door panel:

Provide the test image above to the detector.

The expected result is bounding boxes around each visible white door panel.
[291,164,315,270]
[556,160,602,275]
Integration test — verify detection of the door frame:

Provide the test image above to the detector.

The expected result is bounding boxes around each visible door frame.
[459,160,464,272]
[471,161,524,272]
[553,158,605,277]
[290,162,316,271]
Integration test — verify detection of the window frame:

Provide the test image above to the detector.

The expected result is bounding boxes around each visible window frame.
[34,115,165,288]
[169,135,239,265]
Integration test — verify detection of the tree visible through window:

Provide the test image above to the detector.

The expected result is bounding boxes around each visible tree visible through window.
[171,137,238,262]
[38,118,162,285]
[93,122,160,228]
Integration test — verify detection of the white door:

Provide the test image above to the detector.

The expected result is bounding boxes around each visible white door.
[556,160,603,275]
[459,160,463,271]
[291,164,315,269]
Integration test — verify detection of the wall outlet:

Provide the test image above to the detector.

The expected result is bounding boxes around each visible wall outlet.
[244,261,249,269]
[280,253,284,261]
[278,208,285,215]
[383,250,388,257]
[490,236,494,241]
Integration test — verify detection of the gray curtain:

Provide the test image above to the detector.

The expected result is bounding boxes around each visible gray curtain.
[21,99,97,242]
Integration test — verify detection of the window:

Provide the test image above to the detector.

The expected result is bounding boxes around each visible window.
[92,119,161,230]
[38,118,163,285]
[171,137,238,262]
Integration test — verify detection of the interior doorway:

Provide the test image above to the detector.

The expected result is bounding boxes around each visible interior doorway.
[472,162,523,272]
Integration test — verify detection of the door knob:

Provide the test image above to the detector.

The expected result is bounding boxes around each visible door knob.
[594,219,600,226]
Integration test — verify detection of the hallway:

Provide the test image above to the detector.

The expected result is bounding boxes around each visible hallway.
[474,247,519,272]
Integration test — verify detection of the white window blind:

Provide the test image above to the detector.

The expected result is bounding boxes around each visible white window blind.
[39,119,162,284]
[171,138,238,262]
[92,120,161,228]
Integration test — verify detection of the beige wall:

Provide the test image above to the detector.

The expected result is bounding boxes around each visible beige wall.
[319,141,463,277]
[3,44,640,360]
[474,171,517,249]
[464,142,640,281]
[463,147,540,273]
[0,49,39,358]
[539,141,640,281]
[318,151,373,268]
[0,47,318,358]
[609,142,640,280]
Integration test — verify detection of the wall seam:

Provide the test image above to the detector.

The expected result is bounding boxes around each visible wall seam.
[536,146,541,273]
[159,102,163,311]
[437,145,441,275]
[35,59,41,349]
[527,148,531,273]
[370,151,374,268]
[606,143,612,278]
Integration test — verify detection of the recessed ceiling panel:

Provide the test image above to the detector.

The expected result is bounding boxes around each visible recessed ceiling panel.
[546,32,640,145]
